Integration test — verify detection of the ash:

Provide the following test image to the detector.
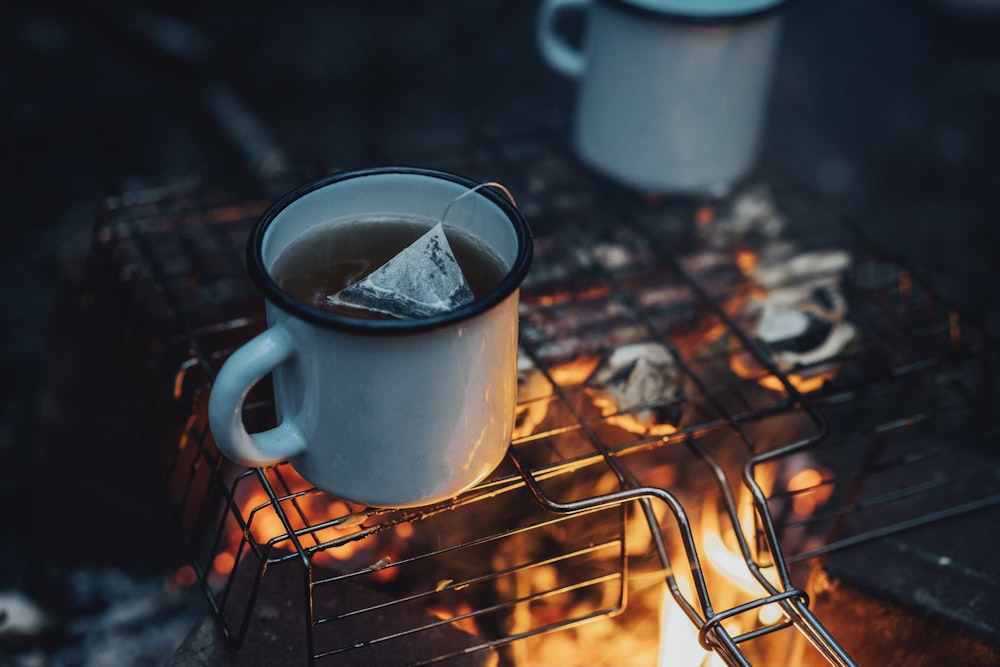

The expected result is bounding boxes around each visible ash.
[1,568,203,667]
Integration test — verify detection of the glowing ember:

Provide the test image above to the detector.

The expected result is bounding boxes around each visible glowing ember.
[735,250,758,277]
[174,565,198,588]
[757,370,839,395]
[786,468,833,518]
[427,602,479,636]
[586,342,685,436]
[695,205,716,228]
[212,551,236,576]
[205,466,399,588]
[550,356,601,387]
[727,247,857,395]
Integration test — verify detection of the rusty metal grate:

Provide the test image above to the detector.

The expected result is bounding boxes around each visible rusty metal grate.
[85,126,996,666]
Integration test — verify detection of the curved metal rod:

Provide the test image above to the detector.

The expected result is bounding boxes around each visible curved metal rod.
[507,447,715,611]
[698,588,808,650]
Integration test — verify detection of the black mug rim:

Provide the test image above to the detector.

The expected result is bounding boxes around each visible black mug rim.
[248,166,534,335]
[596,0,791,24]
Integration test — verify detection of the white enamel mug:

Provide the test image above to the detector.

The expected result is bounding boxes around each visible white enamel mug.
[537,0,787,195]
[208,168,533,508]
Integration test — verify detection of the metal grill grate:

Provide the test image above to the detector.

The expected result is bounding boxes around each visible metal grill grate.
[86,127,996,666]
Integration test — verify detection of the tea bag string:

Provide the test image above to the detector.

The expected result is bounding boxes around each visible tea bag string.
[440,181,517,225]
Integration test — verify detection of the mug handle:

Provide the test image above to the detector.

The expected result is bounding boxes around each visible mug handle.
[536,0,590,79]
[208,323,308,467]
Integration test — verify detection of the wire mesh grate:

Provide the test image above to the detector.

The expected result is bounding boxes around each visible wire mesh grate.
[85,127,996,666]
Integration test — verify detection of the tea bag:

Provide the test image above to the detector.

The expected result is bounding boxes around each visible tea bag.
[326,222,475,319]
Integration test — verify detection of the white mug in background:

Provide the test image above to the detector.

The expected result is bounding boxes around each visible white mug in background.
[537,0,788,196]
[208,167,533,508]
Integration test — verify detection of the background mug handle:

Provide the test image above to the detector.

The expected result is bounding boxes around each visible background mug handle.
[536,0,590,79]
[208,323,307,467]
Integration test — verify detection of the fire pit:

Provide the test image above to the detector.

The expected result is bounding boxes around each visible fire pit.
[81,125,998,666]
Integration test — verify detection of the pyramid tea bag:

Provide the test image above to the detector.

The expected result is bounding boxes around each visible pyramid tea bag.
[326,222,475,319]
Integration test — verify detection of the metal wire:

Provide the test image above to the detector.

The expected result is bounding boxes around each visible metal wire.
[87,126,995,666]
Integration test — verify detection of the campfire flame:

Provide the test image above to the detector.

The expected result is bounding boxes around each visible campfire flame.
[756,370,839,395]
[178,244,839,665]
[654,453,832,665]
[177,434,830,665]
[190,466,402,591]
[549,356,601,387]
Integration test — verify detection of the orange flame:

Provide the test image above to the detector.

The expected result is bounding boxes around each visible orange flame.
[786,468,833,518]
[735,250,758,277]
[196,466,400,588]
[655,459,818,664]
[549,356,601,387]
[757,370,837,395]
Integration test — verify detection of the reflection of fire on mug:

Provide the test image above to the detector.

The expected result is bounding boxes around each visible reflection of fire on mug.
[537,0,789,195]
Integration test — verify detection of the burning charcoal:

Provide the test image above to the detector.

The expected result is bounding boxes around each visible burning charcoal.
[530,320,652,365]
[522,298,631,341]
[636,283,696,311]
[733,249,858,389]
[752,249,852,291]
[589,226,660,273]
[327,223,474,318]
[676,249,748,316]
[678,250,742,281]
[636,282,703,328]
[521,295,654,365]
[652,252,749,349]
[591,241,634,271]
[695,185,786,251]
[586,342,686,436]
[746,289,857,371]
[637,283,715,351]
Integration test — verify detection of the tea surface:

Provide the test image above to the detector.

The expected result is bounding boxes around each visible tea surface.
[272,217,508,320]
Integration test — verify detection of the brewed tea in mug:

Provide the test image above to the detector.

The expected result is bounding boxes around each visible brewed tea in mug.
[272,216,508,320]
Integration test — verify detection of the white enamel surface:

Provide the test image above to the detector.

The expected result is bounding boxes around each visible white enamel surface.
[208,324,307,466]
[536,0,590,78]
[210,171,524,508]
[267,291,518,507]
[538,0,784,194]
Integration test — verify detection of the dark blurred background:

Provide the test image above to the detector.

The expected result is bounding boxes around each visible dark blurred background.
[1,0,998,663]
